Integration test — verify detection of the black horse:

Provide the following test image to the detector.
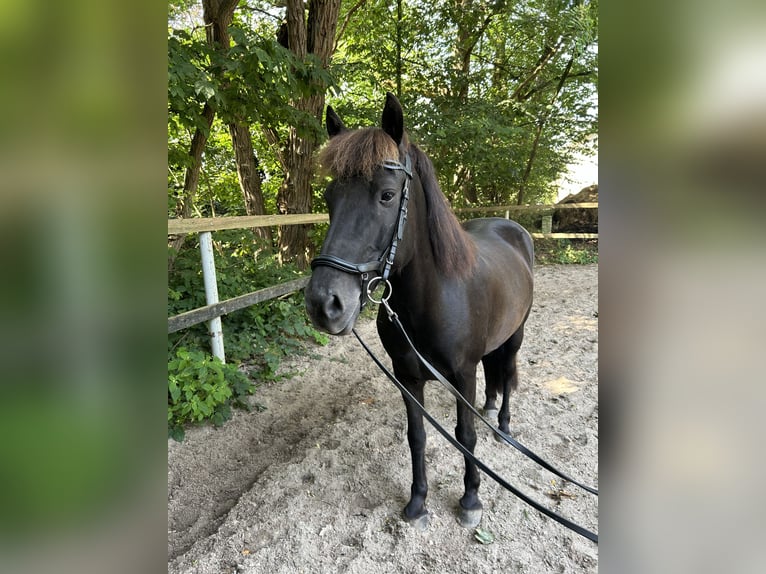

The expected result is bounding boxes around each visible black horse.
[305,93,534,530]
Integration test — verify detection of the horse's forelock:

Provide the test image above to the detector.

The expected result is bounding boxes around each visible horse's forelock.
[319,128,400,181]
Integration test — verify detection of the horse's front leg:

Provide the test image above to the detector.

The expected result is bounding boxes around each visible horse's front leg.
[455,373,483,529]
[400,379,429,530]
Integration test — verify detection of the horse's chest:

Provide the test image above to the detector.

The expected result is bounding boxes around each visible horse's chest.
[378,312,482,379]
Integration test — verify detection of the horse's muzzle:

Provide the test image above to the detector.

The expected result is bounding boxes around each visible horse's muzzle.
[304,270,362,336]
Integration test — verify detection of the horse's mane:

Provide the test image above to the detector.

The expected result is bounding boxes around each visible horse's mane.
[318,127,476,279]
[409,143,477,278]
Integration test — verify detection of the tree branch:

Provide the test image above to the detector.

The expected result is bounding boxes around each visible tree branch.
[516,55,575,205]
[335,0,367,51]
[239,5,283,22]
[510,37,564,101]
[520,69,594,101]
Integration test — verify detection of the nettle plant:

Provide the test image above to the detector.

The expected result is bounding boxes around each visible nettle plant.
[167,347,254,441]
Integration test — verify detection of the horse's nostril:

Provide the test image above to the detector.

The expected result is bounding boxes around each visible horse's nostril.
[323,293,344,320]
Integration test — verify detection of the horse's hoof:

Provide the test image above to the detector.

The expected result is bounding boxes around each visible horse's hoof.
[404,511,429,531]
[482,408,499,421]
[456,506,483,529]
[494,429,511,443]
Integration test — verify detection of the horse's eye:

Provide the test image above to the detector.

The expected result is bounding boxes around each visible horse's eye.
[381,191,396,203]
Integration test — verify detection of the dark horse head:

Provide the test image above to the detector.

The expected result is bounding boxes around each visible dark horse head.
[305,93,475,335]
[306,93,534,531]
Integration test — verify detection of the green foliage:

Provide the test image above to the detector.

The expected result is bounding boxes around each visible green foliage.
[168,29,218,133]
[226,26,335,133]
[535,239,598,265]
[168,346,254,441]
[328,0,598,208]
[168,16,336,222]
[555,242,598,264]
[168,1,597,230]
[167,23,333,132]
[168,230,329,437]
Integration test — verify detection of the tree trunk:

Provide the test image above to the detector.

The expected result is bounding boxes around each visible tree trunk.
[448,0,498,205]
[516,56,574,205]
[169,0,240,264]
[451,0,496,104]
[278,0,341,269]
[277,131,315,266]
[452,0,473,104]
[169,102,216,260]
[516,119,543,206]
[228,122,272,244]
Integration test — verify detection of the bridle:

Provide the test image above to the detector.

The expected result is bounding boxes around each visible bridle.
[310,153,413,303]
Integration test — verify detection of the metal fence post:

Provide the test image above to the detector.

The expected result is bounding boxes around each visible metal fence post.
[199,231,225,362]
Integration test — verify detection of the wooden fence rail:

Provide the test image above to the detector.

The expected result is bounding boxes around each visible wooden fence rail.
[168,203,598,357]
[530,233,598,239]
[168,213,330,235]
[168,277,309,334]
[167,203,597,235]
[454,202,598,214]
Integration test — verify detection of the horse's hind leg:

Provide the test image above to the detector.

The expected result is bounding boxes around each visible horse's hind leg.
[481,324,525,436]
[400,379,429,530]
[497,324,525,436]
[481,354,503,421]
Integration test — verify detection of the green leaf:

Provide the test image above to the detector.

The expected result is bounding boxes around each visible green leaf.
[193,79,216,100]
[169,380,181,403]
[169,425,185,442]
[474,527,495,545]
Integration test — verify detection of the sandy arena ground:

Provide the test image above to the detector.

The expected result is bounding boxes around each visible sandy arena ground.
[168,263,598,573]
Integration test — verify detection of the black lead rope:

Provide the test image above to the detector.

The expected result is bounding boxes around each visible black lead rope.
[353,328,598,543]
[387,309,599,496]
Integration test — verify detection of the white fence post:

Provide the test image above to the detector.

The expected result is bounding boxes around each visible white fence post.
[199,231,225,363]
[542,214,553,234]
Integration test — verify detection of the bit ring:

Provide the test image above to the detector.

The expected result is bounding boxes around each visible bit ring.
[366,276,392,305]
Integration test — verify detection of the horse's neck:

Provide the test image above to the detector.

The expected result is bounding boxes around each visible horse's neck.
[389,210,439,320]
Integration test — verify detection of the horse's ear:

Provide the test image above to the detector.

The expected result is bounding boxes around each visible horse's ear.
[381,92,404,145]
[326,105,346,138]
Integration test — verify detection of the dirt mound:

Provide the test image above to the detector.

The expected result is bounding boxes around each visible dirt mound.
[554,185,598,233]
[168,264,598,573]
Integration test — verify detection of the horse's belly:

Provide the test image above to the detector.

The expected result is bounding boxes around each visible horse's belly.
[479,277,532,354]
[484,314,521,354]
